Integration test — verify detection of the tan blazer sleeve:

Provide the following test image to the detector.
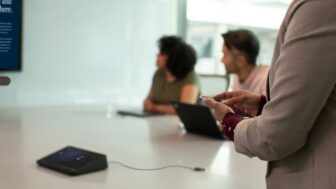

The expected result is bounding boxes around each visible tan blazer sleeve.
[234,0,336,161]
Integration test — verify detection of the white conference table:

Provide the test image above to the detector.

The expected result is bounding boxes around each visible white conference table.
[0,105,266,189]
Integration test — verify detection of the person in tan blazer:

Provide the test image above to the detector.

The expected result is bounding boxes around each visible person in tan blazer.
[203,0,336,188]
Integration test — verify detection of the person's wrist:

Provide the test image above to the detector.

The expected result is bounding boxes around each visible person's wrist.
[221,113,242,141]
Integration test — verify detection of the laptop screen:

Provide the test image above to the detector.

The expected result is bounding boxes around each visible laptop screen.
[173,103,225,140]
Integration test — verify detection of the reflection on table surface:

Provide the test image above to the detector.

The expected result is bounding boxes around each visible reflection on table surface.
[0,105,266,189]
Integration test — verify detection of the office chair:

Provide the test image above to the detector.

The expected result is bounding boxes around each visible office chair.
[199,74,230,96]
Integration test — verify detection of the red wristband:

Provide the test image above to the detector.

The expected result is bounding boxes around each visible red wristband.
[221,113,242,141]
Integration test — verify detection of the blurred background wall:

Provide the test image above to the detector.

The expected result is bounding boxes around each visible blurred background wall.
[0,0,290,108]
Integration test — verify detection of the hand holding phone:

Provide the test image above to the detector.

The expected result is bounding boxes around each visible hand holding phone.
[199,95,214,100]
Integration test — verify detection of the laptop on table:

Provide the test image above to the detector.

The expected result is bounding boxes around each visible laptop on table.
[173,103,226,140]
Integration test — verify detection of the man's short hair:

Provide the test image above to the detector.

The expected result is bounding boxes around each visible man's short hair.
[222,29,260,65]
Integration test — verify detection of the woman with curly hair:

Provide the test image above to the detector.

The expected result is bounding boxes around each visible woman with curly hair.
[143,36,200,114]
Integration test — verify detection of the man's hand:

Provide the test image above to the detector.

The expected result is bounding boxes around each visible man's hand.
[202,98,234,121]
[213,90,262,117]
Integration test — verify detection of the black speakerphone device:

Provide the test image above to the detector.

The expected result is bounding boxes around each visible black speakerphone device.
[37,146,108,175]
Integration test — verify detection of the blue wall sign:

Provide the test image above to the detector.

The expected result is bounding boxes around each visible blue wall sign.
[0,0,22,71]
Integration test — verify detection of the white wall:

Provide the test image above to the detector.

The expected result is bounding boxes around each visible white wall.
[0,0,178,107]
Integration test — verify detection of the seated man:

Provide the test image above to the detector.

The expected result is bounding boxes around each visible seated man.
[221,29,269,95]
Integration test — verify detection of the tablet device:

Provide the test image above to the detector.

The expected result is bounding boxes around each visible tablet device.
[173,103,226,140]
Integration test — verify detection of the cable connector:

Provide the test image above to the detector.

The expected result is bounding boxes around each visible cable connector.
[193,167,205,172]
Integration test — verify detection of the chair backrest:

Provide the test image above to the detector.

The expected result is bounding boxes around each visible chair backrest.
[199,75,230,96]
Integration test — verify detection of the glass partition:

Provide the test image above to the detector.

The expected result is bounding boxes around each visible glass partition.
[186,0,291,75]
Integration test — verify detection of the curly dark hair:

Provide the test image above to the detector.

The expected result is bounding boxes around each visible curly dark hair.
[158,36,197,80]
[222,29,260,65]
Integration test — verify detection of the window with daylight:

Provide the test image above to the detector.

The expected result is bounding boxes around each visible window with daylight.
[186,0,291,75]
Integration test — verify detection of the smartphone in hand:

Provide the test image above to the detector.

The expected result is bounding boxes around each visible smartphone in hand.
[199,95,214,100]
